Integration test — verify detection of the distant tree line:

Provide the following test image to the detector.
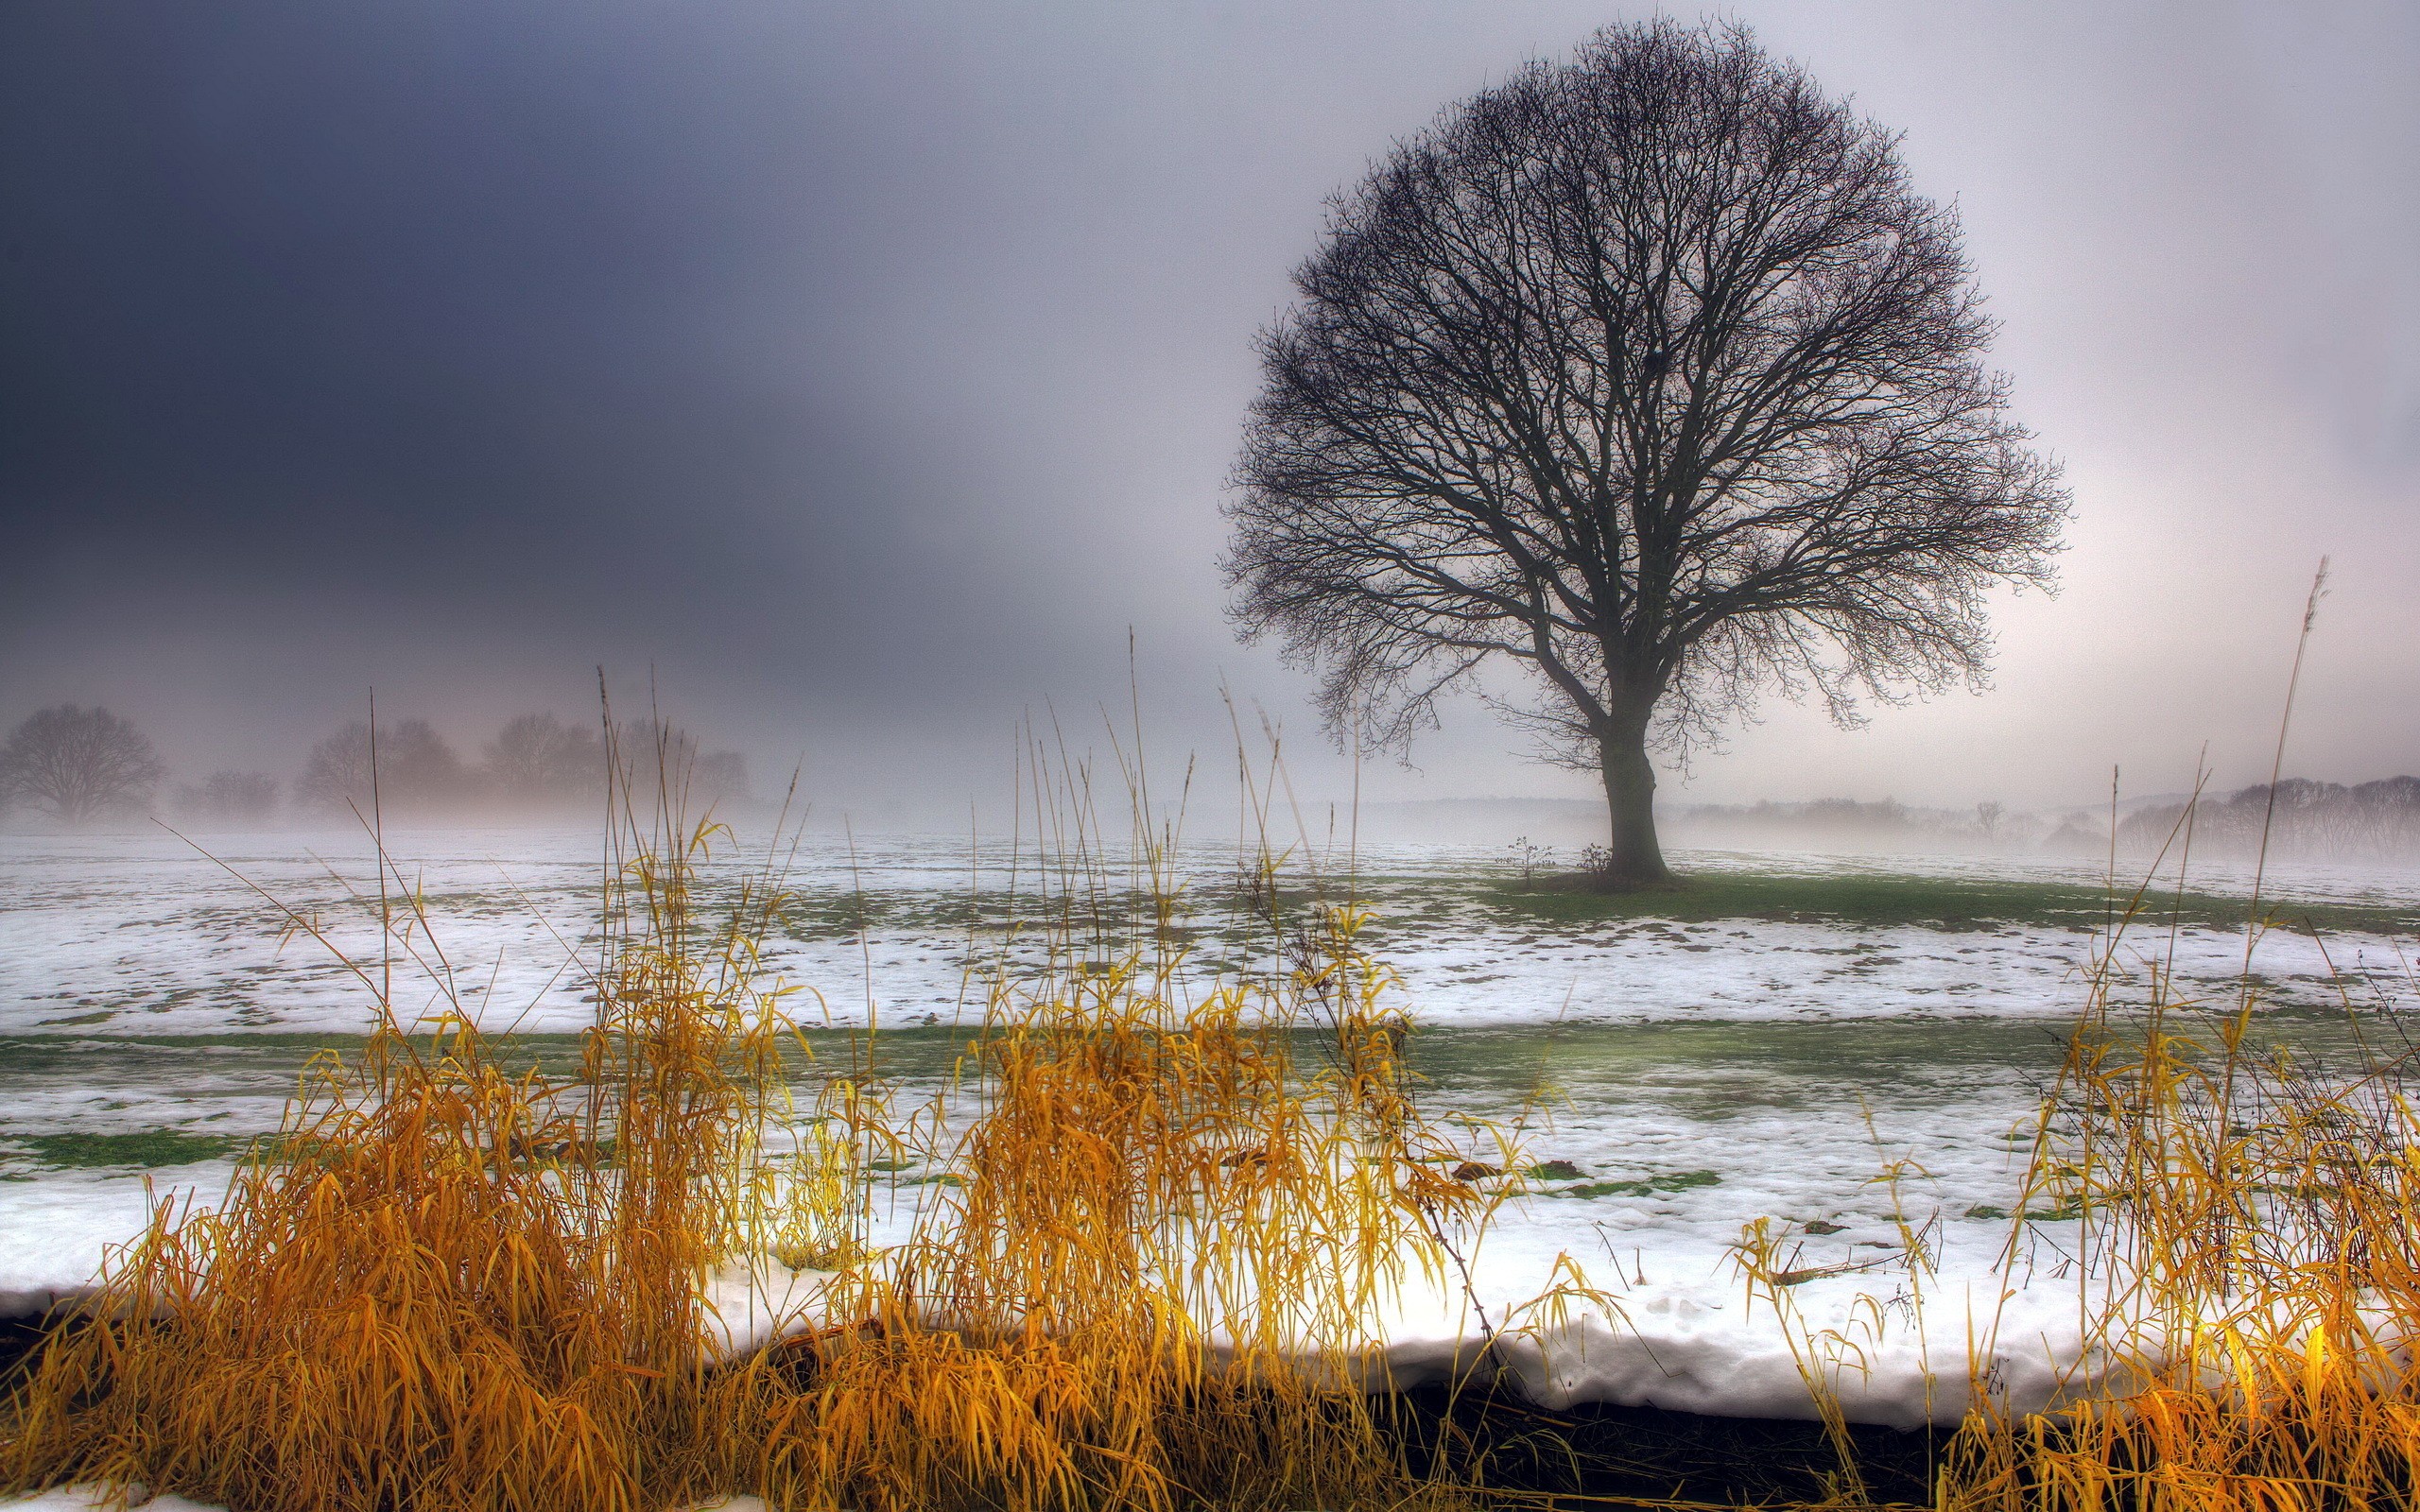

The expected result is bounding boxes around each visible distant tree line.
[1668,797,2063,853]
[2118,779,2420,865]
[0,703,752,828]
[1666,781,2420,863]
[289,713,750,817]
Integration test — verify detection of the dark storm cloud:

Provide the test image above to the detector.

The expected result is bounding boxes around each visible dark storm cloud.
[0,0,1504,805]
[0,3,975,674]
[1,1,2414,817]
[0,3,1404,740]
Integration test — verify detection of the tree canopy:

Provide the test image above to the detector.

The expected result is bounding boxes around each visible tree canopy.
[0,705,165,825]
[1225,19,2067,882]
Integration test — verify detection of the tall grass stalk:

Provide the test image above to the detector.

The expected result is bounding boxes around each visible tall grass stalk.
[1,717,1515,1512]
[1927,560,2420,1510]
[1931,901,2420,1511]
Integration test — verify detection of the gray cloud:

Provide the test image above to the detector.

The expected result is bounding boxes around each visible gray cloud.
[2,0,2413,824]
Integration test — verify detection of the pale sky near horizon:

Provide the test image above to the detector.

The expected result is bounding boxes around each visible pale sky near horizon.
[2,1,2413,826]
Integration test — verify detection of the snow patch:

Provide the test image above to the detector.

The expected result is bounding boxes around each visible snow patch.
[1,1489,227,1512]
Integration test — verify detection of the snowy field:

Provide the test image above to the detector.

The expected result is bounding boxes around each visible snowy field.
[6,825,2416,1039]
[3,824,2416,1424]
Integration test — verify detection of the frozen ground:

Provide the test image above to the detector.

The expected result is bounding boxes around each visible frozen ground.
[2,825,2414,1422]
[1,1491,228,1511]
[3,827,2415,1039]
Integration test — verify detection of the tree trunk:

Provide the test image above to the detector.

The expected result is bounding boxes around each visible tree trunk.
[1596,722,1669,886]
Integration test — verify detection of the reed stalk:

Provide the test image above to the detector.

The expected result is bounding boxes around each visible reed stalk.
[1,720,1510,1512]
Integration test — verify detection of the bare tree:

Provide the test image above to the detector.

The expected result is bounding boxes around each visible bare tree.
[481,713,605,805]
[295,722,375,816]
[597,715,753,815]
[176,770,281,825]
[295,717,473,816]
[0,704,166,825]
[378,720,473,808]
[1225,20,2067,884]
[695,749,751,806]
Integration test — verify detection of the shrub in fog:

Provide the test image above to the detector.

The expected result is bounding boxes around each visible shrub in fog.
[0,704,165,826]
[695,748,749,805]
[616,716,688,779]
[2045,816,2111,855]
[379,720,473,807]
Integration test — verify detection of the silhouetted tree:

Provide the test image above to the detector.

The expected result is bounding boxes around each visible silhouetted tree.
[608,717,752,813]
[295,718,472,816]
[481,713,604,804]
[1225,20,2068,884]
[696,749,750,805]
[176,770,280,825]
[0,704,165,825]
[378,720,471,808]
[296,722,375,815]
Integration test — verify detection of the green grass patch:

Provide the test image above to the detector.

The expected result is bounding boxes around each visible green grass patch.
[1489,869,2420,936]
[1550,1169,1721,1200]
[1961,1200,2086,1223]
[9,1130,246,1169]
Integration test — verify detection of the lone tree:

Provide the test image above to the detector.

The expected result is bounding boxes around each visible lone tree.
[0,705,166,825]
[1225,21,2067,884]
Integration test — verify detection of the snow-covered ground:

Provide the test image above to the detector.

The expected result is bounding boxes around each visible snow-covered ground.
[1,825,2412,1425]
[1,1490,230,1512]
[4,826,2412,1037]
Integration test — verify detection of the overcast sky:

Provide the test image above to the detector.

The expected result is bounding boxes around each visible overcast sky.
[2,0,2413,827]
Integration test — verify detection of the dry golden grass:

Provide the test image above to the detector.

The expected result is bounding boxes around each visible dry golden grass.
[1927,936,2420,1512]
[0,714,816,1511]
[694,732,1512,1512]
[21,693,2420,1511]
[1,1028,661,1511]
[1915,746,2420,1512]
[1,723,1514,1512]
